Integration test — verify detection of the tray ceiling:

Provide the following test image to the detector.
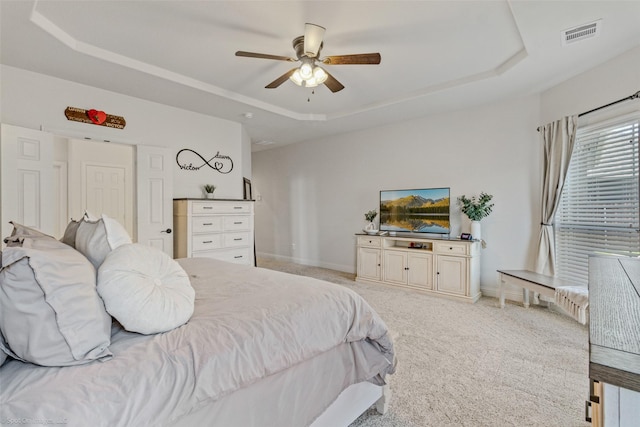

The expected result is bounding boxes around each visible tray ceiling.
[1,1,639,150]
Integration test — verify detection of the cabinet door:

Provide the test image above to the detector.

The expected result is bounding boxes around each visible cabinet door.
[383,251,408,284]
[436,255,467,295]
[408,252,433,290]
[358,247,381,281]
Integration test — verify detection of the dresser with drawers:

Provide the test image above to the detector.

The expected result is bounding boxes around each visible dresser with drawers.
[173,199,254,265]
[356,234,480,303]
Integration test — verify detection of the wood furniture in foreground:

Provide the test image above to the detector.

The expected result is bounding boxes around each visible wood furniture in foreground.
[586,254,640,426]
[497,269,576,308]
[173,198,255,265]
[355,234,480,303]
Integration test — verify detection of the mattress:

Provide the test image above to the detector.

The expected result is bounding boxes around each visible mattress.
[0,257,395,427]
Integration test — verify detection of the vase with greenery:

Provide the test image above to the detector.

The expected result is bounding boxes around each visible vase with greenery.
[457,192,493,240]
[364,209,378,232]
[203,184,216,199]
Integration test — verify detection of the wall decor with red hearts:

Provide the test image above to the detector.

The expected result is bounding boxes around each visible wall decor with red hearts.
[64,106,126,129]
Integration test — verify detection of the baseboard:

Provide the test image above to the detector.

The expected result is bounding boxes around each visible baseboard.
[258,254,547,306]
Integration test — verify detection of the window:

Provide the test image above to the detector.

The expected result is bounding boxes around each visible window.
[555,113,640,285]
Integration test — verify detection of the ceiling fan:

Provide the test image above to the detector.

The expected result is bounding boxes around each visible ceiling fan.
[235,23,381,93]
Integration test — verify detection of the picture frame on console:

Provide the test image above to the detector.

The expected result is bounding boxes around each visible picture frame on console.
[243,178,252,200]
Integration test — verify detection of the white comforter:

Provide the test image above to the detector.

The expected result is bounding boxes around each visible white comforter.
[0,258,395,427]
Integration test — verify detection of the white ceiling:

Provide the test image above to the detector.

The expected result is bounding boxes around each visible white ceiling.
[2,1,639,151]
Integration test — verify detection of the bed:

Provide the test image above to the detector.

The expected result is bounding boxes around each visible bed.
[0,218,396,427]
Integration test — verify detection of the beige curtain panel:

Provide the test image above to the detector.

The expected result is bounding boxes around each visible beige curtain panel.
[534,115,578,275]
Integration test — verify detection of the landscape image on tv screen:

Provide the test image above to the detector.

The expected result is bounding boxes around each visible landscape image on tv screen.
[380,188,450,234]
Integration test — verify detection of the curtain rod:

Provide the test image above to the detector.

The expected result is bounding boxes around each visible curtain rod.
[537,90,640,132]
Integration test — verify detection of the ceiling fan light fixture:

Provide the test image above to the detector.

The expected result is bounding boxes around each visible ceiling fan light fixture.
[304,23,325,57]
[290,69,304,86]
[303,78,319,88]
[289,64,328,88]
[313,66,328,84]
[299,61,313,79]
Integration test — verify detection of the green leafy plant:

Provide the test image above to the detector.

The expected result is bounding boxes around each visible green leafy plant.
[203,184,216,193]
[364,210,378,222]
[457,192,494,221]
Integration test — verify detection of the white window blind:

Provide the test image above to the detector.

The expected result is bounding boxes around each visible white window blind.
[555,113,640,285]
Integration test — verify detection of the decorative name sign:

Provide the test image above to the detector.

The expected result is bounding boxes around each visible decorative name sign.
[64,106,126,129]
[176,148,234,174]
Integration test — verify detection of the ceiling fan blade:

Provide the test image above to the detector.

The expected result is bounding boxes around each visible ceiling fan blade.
[265,68,298,89]
[322,53,381,65]
[235,51,296,62]
[304,23,325,58]
[323,71,345,93]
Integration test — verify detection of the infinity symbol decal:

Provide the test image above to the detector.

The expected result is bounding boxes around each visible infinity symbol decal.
[176,149,234,174]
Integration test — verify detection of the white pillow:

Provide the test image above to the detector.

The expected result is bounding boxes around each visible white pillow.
[97,244,195,335]
[75,214,132,269]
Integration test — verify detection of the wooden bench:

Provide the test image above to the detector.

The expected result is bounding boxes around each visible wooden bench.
[497,269,576,308]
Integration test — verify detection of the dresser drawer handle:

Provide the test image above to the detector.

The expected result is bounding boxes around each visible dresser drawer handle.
[234,221,243,224]
[234,238,243,241]
[234,206,243,210]
[203,223,213,226]
[203,240,213,244]
[234,255,243,259]
[202,206,213,210]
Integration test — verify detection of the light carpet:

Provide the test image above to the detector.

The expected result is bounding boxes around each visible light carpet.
[257,257,590,427]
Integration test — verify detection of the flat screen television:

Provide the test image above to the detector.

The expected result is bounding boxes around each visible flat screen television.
[380,187,451,235]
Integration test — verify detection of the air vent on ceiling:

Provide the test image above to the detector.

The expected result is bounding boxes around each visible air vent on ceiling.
[562,19,602,46]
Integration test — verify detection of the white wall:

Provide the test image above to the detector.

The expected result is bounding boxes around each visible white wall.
[540,46,640,124]
[253,46,640,294]
[0,65,250,200]
[253,95,542,294]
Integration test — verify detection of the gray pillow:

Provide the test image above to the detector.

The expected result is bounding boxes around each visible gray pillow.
[60,219,81,248]
[0,332,8,367]
[0,237,112,366]
[3,221,54,247]
[75,214,132,270]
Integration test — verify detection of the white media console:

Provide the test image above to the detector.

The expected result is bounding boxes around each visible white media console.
[355,234,481,303]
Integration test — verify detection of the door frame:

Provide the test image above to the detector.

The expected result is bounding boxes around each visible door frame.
[1,124,174,256]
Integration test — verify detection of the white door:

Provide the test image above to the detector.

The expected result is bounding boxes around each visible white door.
[53,161,68,237]
[1,124,54,242]
[84,164,127,226]
[136,145,173,256]
[68,139,134,235]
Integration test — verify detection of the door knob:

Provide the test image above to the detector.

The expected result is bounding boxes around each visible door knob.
[161,228,172,234]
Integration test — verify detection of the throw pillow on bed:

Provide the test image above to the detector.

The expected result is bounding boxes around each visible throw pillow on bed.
[60,218,81,248]
[75,214,132,269]
[3,221,54,246]
[97,243,195,335]
[0,237,112,366]
[0,332,8,367]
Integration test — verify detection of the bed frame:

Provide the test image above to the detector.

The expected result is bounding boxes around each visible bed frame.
[311,383,390,427]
